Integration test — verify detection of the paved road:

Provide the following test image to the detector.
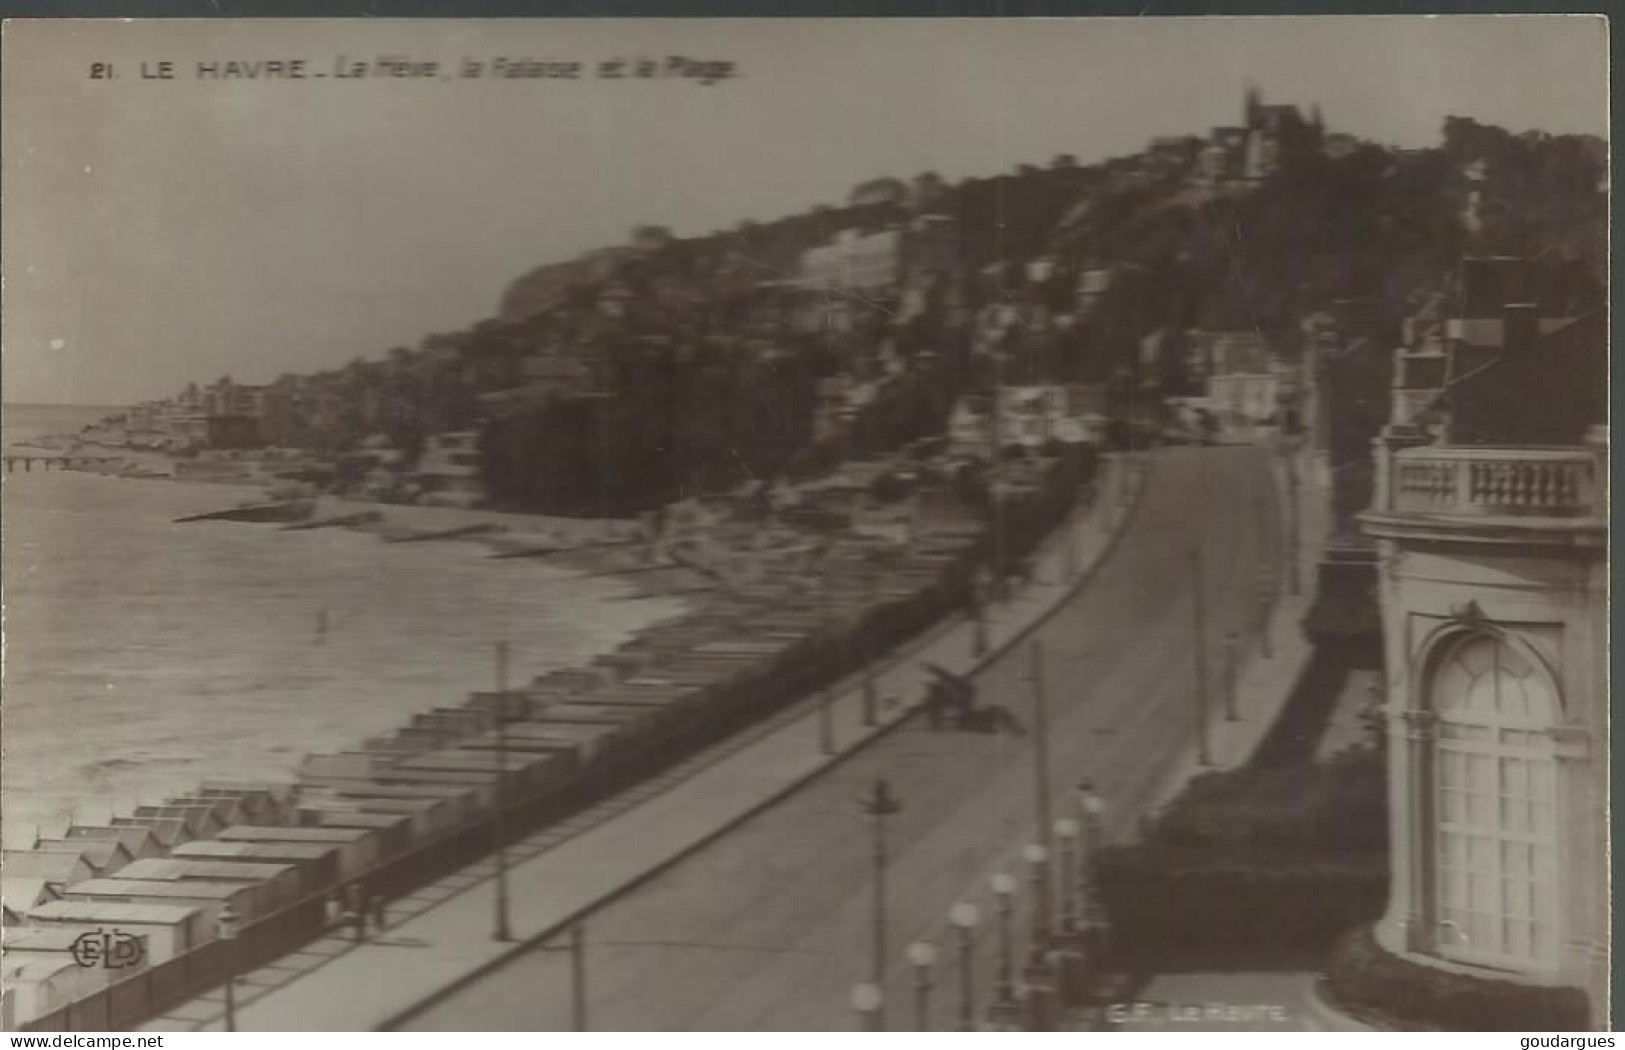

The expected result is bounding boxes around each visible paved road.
[403,446,1277,1032]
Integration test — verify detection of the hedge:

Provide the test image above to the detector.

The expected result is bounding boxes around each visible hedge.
[1094,746,1389,956]
[1154,747,1388,855]
[1096,843,1387,956]
[1325,925,1592,1031]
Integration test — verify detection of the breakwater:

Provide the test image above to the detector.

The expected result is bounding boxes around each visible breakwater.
[12,447,1095,1032]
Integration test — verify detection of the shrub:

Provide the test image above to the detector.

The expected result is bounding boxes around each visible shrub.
[1096,843,1387,957]
[1325,926,1592,1031]
[1154,748,1388,855]
[1094,747,1390,956]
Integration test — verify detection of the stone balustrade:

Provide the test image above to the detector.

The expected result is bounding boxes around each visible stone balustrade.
[1380,444,1604,520]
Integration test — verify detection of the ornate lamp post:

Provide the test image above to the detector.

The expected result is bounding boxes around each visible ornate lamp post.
[1049,819,1088,1004]
[1076,781,1111,960]
[1053,819,1080,932]
[1022,843,1051,956]
[218,901,240,1033]
[851,982,884,1032]
[860,779,902,1029]
[987,871,1023,1027]
[905,940,938,1031]
[1020,843,1060,1031]
[949,902,980,1031]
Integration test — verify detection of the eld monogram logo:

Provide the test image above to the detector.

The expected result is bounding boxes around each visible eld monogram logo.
[69,928,145,969]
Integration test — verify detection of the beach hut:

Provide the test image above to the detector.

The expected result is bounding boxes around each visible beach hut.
[0,927,152,1005]
[460,722,599,764]
[113,859,303,915]
[26,901,205,963]
[33,838,134,878]
[60,878,255,933]
[216,825,381,881]
[364,767,501,810]
[111,816,193,850]
[164,795,248,828]
[299,779,481,828]
[64,825,165,861]
[394,748,531,796]
[2,956,118,1026]
[294,807,415,859]
[131,804,225,839]
[294,788,457,841]
[169,840,341,899]
[196,781,298,824]
[2,876,58,923]
[1,849,94,895]
[419,743,581,799]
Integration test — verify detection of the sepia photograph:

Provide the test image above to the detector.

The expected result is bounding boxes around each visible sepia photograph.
[0,13,1610,1034]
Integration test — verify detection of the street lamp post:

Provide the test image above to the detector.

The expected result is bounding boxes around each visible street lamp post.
[819,571,838,754]
[860,778,902,1028]
[1076,782,1111,961]
[949,902,980,1031]
[861,569,880,727]
[1022,843,1051,957]
[1064,497,1080,582]
[218,901,239,1033]
[1049,818,1087,1004]
[1223,630,1241,721]
[1257,563,1275,659]
[851,982,884,1032]
[570,924,588,1032]
[1284,440,1301,596]
[858,568,884,731]
[1020,842,1060,1031]
[1053,819,1080,932]
[987,871,1023,1027]
[819,688,836,755]
[1024,641,1055,955]
[493,640,513,943]
[1191,548,1212,766]
[906,940,938,1031]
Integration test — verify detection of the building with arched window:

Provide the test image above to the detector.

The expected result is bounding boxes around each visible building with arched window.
[1360,256,1607,1022]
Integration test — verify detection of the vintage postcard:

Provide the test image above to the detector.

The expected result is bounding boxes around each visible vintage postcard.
[0,14,1609,1033]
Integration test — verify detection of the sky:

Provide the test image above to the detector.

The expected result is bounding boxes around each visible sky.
[1,15,1609,406]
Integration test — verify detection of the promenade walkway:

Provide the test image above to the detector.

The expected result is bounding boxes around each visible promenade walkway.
[144,453,1151,1032]
[1145,440,1331,807]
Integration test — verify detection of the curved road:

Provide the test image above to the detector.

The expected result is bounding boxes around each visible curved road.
[404,446,1278,1032]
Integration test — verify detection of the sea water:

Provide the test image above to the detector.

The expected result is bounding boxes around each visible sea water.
[1,404,684,842]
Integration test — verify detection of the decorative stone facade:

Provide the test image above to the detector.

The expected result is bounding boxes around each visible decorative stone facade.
[1359,257,1608,1023]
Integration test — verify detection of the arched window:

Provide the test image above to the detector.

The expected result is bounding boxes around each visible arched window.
[1430,633,1558,969]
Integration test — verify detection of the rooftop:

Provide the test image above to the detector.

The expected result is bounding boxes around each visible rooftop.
[28,900,203,925]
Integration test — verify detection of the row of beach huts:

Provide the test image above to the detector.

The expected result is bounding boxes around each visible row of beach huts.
[5,447,1096,1032]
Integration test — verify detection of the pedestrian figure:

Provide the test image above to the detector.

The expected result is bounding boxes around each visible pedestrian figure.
[345,883,365,944]
[324,892,343,930]
[370,891,388,933]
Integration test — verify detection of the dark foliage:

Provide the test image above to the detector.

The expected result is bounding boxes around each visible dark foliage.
[1095,747,1389,956]
[1325,926,1592,1031]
